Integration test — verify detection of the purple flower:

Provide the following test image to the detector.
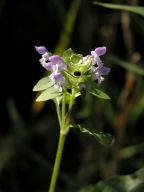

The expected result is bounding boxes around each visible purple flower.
[96,66,110,75]
[35,46,68,90]
[91,46,107,66]
[49,55,67,72]
[49,72,68,91]
[90,47,110,84]
[92,47,106,56]
[91,66,110,84]
[35,46,48,54]
[42,62,53,71]
[49,72,63,83]
[49,55,64,65]
[39,54,52,70]
[38,52,67,72]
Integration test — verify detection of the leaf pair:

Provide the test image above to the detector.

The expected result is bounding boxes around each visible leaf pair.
[33,77,62,102]
[33,76,110,102]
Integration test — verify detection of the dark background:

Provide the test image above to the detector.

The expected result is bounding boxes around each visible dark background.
[0,0,144,191]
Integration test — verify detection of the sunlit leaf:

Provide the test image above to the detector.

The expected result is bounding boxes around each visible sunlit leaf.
[36,87,62,102]
[33,77,55,91]
[79,168,144,192]
[94,2,144,17]
[88,88,110,100]
[78,124,114,146]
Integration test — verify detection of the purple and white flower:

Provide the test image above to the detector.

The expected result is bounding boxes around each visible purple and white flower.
[35,46,68,90]
[91,46,106,66]
[49,72,67,91]
[91,46,110,84]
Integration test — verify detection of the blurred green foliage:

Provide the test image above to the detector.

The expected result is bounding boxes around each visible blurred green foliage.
[79,168,144,192]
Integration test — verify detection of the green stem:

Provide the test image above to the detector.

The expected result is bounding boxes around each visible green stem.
[49,94,68,192]
[49,132,67,192]
[68,88,76,112]
[61,93,66,129]
[55,100,61,127]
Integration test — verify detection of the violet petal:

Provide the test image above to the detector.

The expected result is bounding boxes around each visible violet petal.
[49,72,63,83]
[95,47,106,56]
[35,46,48,54]
[49,55,64,65]
[42,62,53,71]
[97,66,110,75]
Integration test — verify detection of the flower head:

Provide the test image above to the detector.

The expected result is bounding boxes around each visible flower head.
[35,45,110,91]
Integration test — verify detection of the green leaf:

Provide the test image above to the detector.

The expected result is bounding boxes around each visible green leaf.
[63,48,74,56]
[78,125,114,146]
[62,48,75,63]
[36,87,62,102]
[33,77,55,91]
[93,2,144,17]
[79,168,144,192]
[88,88,110,100]
[109,54,144,76]
[70,54,82,64]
